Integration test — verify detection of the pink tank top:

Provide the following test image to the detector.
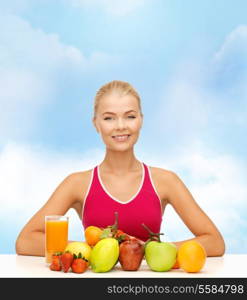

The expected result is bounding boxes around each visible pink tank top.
[82,162,163,242]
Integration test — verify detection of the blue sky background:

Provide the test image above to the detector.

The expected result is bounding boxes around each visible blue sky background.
[0,0,246,254]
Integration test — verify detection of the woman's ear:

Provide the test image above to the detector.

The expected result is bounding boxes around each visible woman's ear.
[140,113,144,128]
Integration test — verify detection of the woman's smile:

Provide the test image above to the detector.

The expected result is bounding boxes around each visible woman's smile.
[112,134,131,142]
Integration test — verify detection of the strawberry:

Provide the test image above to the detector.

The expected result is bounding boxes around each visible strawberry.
[49,252,62,271]
[59,251,74,273]
[116,229,125,237]
[71,253,89,273]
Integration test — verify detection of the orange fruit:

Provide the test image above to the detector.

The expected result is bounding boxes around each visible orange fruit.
[84,226,103,247]
[177,240,206,273]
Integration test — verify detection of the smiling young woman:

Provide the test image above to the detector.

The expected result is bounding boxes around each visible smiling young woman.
[15,80,225,258]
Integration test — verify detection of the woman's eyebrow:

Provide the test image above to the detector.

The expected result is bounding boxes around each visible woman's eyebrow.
[103,110,137,115]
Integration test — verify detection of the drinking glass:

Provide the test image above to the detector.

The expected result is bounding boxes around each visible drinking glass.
[45,215,68,264]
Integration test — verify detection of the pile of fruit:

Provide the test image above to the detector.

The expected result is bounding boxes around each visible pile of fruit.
[49,212,206,274]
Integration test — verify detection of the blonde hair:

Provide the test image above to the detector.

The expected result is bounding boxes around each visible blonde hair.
[93,80,142,117]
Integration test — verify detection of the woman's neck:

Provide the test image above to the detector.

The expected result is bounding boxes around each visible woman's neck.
[100,149,141,175]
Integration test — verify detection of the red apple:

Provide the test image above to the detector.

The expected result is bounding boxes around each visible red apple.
[119,238,144,271]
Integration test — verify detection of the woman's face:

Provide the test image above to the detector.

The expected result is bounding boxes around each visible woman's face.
[93,93,143,151]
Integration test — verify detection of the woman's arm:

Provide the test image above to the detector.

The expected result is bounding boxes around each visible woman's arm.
[15,173,81,257]
[165,171,225,257]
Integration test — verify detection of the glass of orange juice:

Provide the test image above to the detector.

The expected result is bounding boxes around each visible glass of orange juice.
[45,215,69,264]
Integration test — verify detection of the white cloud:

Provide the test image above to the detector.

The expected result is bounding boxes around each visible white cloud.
[214,25,247,62]
[1,141,246,253]
[0,142,105,244]
[211,25,247,104]
[0,14,82,141]
[155,25,247,149]
[0,14,85,77]
[0,13,121,142]
[70,0,146,16]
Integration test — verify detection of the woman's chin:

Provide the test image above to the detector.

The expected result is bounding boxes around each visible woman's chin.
[106,144,134,152]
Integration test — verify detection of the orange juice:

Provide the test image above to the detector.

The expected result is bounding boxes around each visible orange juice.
[45,216,68,263]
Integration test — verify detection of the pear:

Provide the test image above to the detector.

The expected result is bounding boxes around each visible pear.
[90,238,119,272]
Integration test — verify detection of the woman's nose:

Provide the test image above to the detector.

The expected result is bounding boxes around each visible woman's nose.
[116,118,126,129]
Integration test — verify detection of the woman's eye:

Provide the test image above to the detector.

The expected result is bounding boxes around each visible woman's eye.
[104,116,136,120]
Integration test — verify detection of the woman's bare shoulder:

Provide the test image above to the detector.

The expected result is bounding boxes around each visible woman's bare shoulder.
[67,169,93,182]
[148,166,178,203]
[66,168,94,199]
[149,166,177,182]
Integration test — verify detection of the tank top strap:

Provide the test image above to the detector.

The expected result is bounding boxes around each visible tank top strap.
[93,165,102,185]
[141,163,161,201]
[83,166,100,202]
[142,162,150,184]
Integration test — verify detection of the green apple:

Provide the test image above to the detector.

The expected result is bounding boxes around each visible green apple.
[145,241,177,272]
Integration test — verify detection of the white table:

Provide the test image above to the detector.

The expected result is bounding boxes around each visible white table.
[1,254,247,278]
